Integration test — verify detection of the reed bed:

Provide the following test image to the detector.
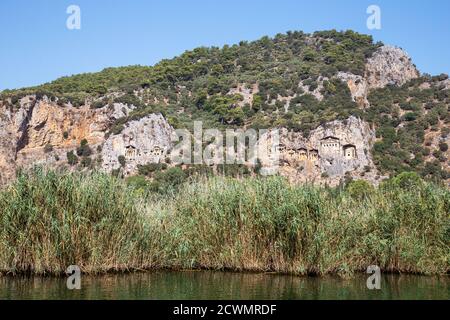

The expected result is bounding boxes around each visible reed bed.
[0,168,448,275]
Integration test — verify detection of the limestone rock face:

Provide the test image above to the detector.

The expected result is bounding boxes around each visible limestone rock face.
[298,77,329,101]
[336,72,369,107]
[337,46,420,107]
[0,95,174,184]
[0,105,22,184]
[0,97,136,183]
[366,46,420,89]
[439,78,450,90]
[0,46,422,186]
[259,117,380,186]
[101,114,175,175]
[0,95,382,187]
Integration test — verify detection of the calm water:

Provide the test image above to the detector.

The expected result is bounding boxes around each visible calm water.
[0,271,448,300]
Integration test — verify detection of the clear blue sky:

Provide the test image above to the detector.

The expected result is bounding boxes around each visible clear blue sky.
[0,0,449,90]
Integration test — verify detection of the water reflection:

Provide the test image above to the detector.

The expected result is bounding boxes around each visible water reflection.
[0,271,448,300]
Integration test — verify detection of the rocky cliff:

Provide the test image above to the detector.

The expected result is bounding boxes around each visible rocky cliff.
[258,116,380,186]
[0,32,448,186]
[0,94,379,186]
[101,114,174,175]
[0,98,137,183]
[337,45,420,107]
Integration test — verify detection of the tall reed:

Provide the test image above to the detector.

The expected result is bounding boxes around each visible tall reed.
[0,168,161,274]
[0,168,448,275]
[160,176,449,275]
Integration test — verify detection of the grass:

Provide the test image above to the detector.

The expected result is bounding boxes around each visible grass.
[0,168,448,276]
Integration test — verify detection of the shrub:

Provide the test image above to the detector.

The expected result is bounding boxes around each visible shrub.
[114,94,143,108]
[402,112,418,122]
[80,157,92,168]
[44,144,53,153]
[345,180,374,200]
[118,155,126,167]
[76,139,92,157]
[390,172,424,190]
[152,167,187,193]
[137,163,168,176]
[67,151,78,166]
[433,150,442,159]
[91,100,106,109]
[125,175,150,191]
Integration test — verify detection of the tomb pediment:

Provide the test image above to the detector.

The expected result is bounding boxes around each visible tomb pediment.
[321,136,339,141]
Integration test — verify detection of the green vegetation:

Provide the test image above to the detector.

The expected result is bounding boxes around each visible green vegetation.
[1,30,378,133]
[345,179,375,200]
[137,163,168,176]
[0,30,448,181]
[130,163,254,194]
[118,155,126,168]
[66,151,78,166]
[0,168,448,276]
[0,169,151,274]
[366,75,450,180]
[76,139,92,157]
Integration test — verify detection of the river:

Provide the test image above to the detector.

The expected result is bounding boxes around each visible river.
[0,271,448,300]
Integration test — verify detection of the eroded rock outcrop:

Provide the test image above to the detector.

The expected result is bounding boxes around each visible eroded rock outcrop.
[337,45,420,107]
[259,116,380,186]
[0,45,423,186]
[101,114,174,175]
[0,92,383,187]
[366,46,420,89]
[336,72,369,107]
[0,97,137,183]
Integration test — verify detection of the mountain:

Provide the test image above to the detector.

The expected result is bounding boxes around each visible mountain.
[0,30,449,186]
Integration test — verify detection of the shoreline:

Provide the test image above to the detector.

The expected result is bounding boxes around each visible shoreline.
[1,267,449,279]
